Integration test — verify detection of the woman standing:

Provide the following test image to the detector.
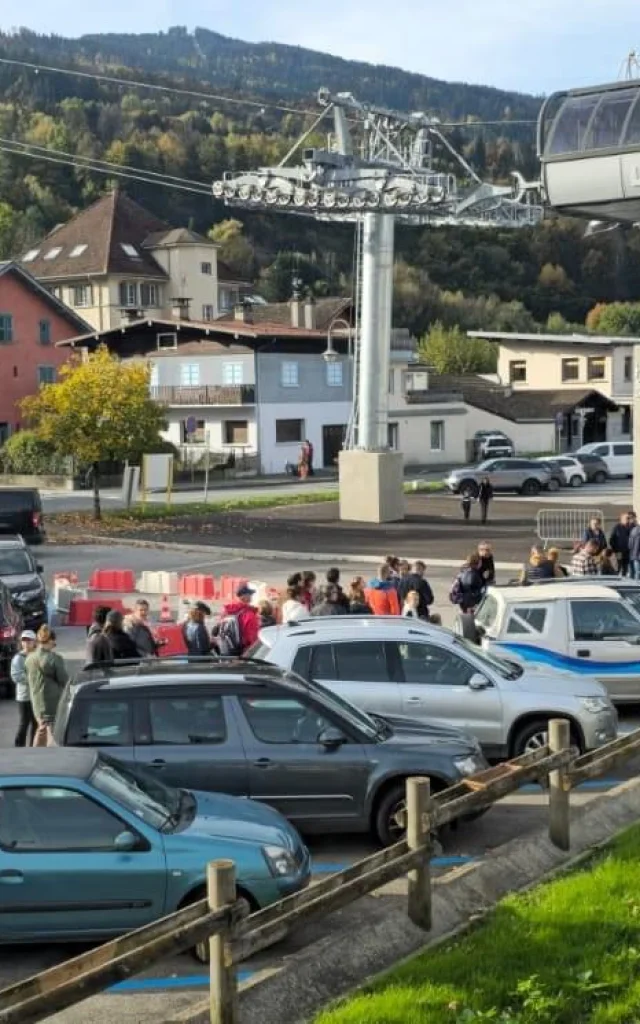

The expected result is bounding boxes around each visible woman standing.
[347,577,372,614]
[27,626,69,746]
[477,476,493,525]
[183,602,212,655]
[11,629,37,747]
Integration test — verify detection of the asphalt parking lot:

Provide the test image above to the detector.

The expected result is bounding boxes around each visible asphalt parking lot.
[2,532,640,1021]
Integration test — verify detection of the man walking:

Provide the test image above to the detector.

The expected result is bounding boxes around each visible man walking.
[610,512,633,576]
[477,476,493,525]
[11,629,37,747]
[126,598,163,657]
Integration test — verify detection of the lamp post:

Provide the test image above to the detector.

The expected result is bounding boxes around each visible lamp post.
[323,316,351,363]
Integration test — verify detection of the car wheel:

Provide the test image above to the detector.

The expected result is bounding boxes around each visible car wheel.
[594,471,607,484]
[569,475,583,488]
[454,613,479,643]
[460,480,479,499]
[511,719,581,758]
[374,781,444,848]
[188,887,255,963]
[521,478,541,497]
[547,478,561,492]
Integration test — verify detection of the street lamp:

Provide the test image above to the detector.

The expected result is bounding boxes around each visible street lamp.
[323,316,351,363]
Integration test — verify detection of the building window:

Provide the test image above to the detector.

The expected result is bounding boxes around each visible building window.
[120,243,140,259]
[222,362,243,385]
[223,420,249,445]
[561,357,580,382]
[430,420,445,451]
[157,332,177,350]
[149,363,158,389]
[180,363,200,387]
[388,422,399,449]
[44,247,61,261]
[281,361,299,387]
[509,360,527,383]
[587,356,606,381]
[69,244,87,258]
[23,248,39,262]
[202,304,215,322]
[182,418,205,443]
[404,370,429,392]
[39,319,51,345]
[0,314,13,343]
[275,419,304,443]
[119,281,138,308]
[219,287,232,311]
[38,366,56,386]
[388,369,395,395]
[140,283,159,308]
[72,284,92,308]
[326,361,343,387]
[201,262,212,275]
[624,355,633,382]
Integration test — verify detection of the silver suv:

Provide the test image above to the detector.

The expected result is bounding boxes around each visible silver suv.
[445,458,552,498]
[252,617,617,759]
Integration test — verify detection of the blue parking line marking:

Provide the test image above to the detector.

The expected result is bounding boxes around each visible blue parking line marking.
[519,778,623,794]
[111,969,253,992]
[312,854,476,875]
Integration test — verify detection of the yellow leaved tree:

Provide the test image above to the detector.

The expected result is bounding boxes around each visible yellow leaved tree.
[21,346,167,519]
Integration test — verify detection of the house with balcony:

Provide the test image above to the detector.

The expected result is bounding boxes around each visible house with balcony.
[469,330,635,446]
[18,189,250,332]
[58,293,469,473]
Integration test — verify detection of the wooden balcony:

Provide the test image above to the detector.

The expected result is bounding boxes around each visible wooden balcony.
[150,385,255,406]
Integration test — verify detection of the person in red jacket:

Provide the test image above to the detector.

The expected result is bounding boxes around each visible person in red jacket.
[215,583,259,655]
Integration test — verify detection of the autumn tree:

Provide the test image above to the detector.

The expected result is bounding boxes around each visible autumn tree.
[21,347,167,519]
[585,302,640,336]
[208,218,256,280]
[419,322,497,375]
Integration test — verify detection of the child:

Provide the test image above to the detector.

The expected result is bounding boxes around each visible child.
[461,493,473,521]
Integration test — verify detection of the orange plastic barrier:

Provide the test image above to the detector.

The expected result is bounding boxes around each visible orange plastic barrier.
[67,597,126,626]
[219,576,247,603]
[364,588,400,616]
[156,623,187,656]
[88,569,136,593]
[179,574,216,601]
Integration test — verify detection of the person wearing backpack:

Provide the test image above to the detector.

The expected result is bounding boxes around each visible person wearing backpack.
[214,583,259,655]
[449,554,485,613]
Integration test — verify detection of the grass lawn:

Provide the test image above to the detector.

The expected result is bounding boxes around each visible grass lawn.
[315,823,640,1024]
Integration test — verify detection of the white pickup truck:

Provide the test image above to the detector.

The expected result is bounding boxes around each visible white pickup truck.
[457,582,640,702]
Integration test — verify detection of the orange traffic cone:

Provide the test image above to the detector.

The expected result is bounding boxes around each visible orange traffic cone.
[159,594,173,622]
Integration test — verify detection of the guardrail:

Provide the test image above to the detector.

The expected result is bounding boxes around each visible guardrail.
[536,507,605,546]
[2,719,640,1024]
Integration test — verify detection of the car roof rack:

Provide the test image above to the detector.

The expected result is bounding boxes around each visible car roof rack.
[78,654,277,676]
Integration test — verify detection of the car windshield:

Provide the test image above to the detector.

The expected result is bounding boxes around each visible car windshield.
[453,636,523,679]
[283,671,380,740]
[89,752,181,831]
[0,550,33,575]
[615,588,640,616]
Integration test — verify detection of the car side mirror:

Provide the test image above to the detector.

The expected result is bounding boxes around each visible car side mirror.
[36,564,44,573]
[114,830,137,852]
[468,673,491,691]
[318,727,346,750]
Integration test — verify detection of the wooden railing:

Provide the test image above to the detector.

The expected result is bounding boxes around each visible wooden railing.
[3,719,640,1024]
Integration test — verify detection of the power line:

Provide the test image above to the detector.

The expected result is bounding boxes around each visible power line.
[0,141,213,196]
[0,54,538,129]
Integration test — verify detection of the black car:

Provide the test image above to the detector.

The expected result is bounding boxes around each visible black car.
[53,658,488,846]
[0,537,47,630]
[0,579,23,698]
[572,453,609,484]
[0,489,45,543]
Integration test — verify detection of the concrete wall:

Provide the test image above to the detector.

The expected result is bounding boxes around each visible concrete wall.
[497,342,614,396]
[257,400,352,474]
[256,352,353,405]
[150,352,256,386]
[149,242,220,321]
[388,406,467,466]
[463,403,556,454]
[161,408,258,454]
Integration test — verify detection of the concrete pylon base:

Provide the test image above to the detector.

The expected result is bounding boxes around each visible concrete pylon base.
[338,449,405,523]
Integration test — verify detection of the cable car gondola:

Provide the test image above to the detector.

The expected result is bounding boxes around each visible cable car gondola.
[538,79,640,222]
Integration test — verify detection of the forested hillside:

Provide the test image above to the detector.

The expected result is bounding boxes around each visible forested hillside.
[0,25,638,336]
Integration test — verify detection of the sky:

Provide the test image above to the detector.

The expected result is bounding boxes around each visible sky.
[3,0,640,96]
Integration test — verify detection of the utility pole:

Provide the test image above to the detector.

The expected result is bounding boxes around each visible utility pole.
[212,89,542,522]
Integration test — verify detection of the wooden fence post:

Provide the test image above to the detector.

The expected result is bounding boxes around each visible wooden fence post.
[208,859,238,1024]
[406,776,432,930]
[548,719,571,851]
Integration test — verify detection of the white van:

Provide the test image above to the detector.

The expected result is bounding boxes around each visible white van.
[576,441,633,477]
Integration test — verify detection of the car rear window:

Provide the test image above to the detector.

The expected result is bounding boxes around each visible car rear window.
[0,491,37,510]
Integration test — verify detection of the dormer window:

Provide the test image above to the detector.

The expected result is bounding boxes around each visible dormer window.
[157,332,178,350]
[44,247,62,261]
[121,243,140,259]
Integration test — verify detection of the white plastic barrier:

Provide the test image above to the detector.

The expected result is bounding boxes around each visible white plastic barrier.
[137,571,179,595]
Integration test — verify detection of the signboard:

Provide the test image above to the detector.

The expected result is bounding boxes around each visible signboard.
[142,453,174,497]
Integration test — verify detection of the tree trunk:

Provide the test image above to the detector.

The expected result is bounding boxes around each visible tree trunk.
[92,462,101,520]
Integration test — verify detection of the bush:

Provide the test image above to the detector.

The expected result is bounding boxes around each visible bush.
[0,431,68,475]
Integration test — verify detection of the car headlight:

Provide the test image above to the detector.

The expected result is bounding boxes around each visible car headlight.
[580,697,611,714]
[262,844,298,877]
[454,755,484,776]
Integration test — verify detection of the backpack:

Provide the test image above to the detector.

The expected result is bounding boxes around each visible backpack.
[449,575,464,606]
[217,612,242,656]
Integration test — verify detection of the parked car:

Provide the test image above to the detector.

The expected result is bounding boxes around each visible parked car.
[252,616,617,760]
[572,453,609,484]
[0,489,45,543]
[534,460,565,490]
[0,579,22,699]
[520,575,640,617]
[478,435,515,459]
[52,658,487,846]
[0,536,46,630]
[575,441,633,478]
[536,456,586,488]
[466,582,640,703]
[0,748,310,953]
[444,459,552,498]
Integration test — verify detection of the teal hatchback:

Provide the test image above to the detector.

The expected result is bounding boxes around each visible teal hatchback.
[0,748,310,949]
